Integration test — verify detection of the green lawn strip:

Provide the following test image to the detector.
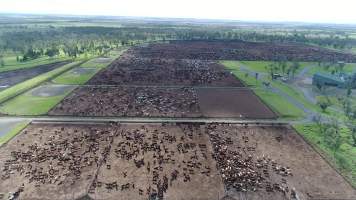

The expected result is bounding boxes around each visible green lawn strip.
[294,124,356,187]
[254,89,305,119]
[0,61,81,104]
[270,81,320,112]
[238,61,315,74]
[52,67,100,85]
[0,56,70,73]
[0,121,29,145]
[221,60,305,119]
[0,86,76,115]
[307,63,356,76]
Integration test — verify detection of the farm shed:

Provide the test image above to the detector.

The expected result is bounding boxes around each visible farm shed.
[312,72,346,88]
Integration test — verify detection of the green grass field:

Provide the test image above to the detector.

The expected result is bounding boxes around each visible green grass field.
[221,60,305,119]
[0,85,75,115]
[0,121,29,145]
[0,61,81,104]
[294,124,356,187]
[0,56,70,73]
[254,89,305,118]
[307,63,356,76]
[52,67,101,85]
[238,61,315,74]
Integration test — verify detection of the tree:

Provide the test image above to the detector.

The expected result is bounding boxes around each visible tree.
[290,61,300,78]
[0,58,4,67]
[352,127,356,147]
[347,87,352,97]
[324,125,341,155]
[317,96,332,112]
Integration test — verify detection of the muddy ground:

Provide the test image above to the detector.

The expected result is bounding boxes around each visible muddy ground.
[88,54,243,86]
[0,123,355,200]
[197,88,277,119]
[49,86,276,119]
[0,61,69,91]
[49,86,202,117]
[131,40,356,62]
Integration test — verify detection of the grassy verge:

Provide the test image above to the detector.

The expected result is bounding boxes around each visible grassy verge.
[0,121,29,145]
[294,124,356,187]
[254,90,305,119]
[52,67,101,85]
[221,61,305,119]
[1,56,70,73]
[0,61,81,104]
[0,85,75,115]
[238,61,315,74]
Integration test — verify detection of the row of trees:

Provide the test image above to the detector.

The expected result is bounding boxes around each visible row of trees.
[265,61,301,80]
[2,24,356,62]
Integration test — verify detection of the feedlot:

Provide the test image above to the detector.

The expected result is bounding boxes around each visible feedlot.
[1,123,355,200]
[131,40,356,62]
[88,54,243,87]
[49,86,276,119]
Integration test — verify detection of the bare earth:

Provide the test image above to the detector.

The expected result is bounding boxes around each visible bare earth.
[0,123,355,200]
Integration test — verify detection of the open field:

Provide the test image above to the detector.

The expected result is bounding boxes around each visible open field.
[0,61,81,104]
[52,67,101,85]
[0,61,70,91]
[0,120,29,145]
[0,122,355,200]
[132,40,356,62]
[294,124,356,187]
[0,84,76,115]
[0,56,70,73]
[89,54,243,86]
[49,86,276,119]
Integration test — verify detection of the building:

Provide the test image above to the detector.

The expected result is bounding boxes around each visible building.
[312,72,347,88]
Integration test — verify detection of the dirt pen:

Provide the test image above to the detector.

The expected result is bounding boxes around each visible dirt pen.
[197,88,277,119]
[1,122,355,200]
[49,86,276,119]
[131,40,356,62]
[88,54,243,87]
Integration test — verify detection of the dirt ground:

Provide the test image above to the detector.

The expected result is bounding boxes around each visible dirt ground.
[204,124,356,200]
[1,123,354,200]
[88,54,243,87]
[49,86,202,117]
[0,61,69,91]
[197,88,277,119]
[131,40,356,62]
[49,86,276,119]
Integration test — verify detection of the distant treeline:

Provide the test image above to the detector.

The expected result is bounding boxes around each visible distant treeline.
[0,25,355,61]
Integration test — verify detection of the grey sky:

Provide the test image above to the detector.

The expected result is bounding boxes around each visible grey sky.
[0,0,355,24]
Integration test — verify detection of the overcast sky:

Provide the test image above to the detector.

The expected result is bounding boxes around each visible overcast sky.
[1,0,355,24]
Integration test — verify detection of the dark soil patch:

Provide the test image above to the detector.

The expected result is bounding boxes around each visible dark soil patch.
[197,88,277,119]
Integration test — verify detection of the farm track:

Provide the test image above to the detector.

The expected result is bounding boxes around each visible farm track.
[0,115,295,125]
